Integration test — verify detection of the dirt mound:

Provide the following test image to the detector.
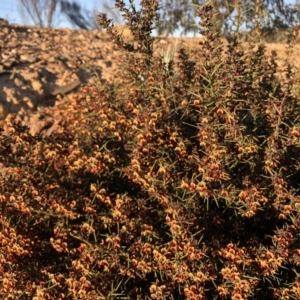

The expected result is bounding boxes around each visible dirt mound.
[0,20,124,135]
[0,20,177,136]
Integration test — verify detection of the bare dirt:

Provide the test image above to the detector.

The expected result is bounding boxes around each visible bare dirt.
[0,19,299,136]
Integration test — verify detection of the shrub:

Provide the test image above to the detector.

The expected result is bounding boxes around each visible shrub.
[1,0,300,299]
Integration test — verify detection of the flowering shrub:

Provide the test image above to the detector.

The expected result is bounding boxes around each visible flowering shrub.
[1,0,300,299]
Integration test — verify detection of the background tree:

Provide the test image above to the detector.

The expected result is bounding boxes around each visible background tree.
[59,0,124,30]
[60,0,98,29]
[154,0,300,38]
[18,0,61,27]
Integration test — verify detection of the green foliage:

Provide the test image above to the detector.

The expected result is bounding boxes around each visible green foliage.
[1,0,300,299]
